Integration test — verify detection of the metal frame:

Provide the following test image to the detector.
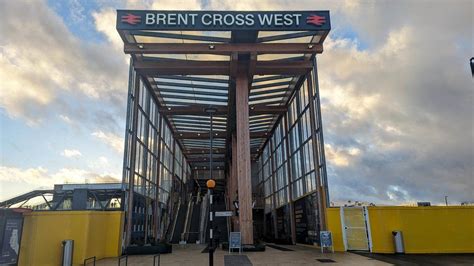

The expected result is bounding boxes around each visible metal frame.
[0,186,124,211]
[364,206,374,252]
[117,9,331,249]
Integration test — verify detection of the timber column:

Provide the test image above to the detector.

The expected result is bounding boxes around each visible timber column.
[235,67,254,245]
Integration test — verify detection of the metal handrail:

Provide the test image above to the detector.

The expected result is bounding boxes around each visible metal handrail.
[153,253,160,266]
[199,192,209,243]
[118,255,128,266]
[181,231,200,243]
[84,256,96,266]
[169,197,181,242]
[182,196,194,242]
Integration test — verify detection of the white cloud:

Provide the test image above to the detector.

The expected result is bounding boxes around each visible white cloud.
[61,149,82,158]
[98,156,109,165]
[0,0,127,125]
[0,0,472,206]
[0,166,120,190]
[325,144,360,167]
[59,115,73,124]
[92,8,124,52]
[92,130,124,153]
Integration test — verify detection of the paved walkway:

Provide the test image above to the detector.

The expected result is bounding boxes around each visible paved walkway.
[97,244,389,265]
[352,251,474,265]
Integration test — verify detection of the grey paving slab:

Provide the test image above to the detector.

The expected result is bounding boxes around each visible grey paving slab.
[224,255,252,266]
[97,244,390,266]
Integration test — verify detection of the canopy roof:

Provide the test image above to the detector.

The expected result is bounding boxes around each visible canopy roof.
[116,10,330,170]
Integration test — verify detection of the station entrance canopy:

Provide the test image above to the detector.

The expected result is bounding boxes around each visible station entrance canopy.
[117,10,330,249]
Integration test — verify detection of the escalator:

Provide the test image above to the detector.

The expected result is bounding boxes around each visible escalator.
[171,203,188,243]
[187,202,201,243]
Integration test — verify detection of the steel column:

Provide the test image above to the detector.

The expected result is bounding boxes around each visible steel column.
[125,69,141,247]
[311,57,329,207]
[306,57,327,231]
[268,139,278,240]
[283,113,297,244]
[154,112,163,241]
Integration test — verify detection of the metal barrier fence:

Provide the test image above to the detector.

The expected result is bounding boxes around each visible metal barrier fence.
[84,256,96,266]
[153,254,160,266]
[118,255,128,266]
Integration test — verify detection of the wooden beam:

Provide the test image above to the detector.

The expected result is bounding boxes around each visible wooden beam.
[183,148,259,155]
[176,131,268,139]
[158,105,286,116]
[230,52,238,77]
[135,60,312,76]
[187,157,225,163]
[235,68,253,245]
[158,106,227,115]
[250,105,287,115]
[183,149,225,155]
[191,166,224,171]
[254,61,313,75]
[135,60,229,75]
[125,43,323,55]
[230,134,239,231]
[248,53,257,76]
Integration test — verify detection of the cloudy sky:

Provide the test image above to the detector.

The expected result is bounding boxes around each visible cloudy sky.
[0,0,472,205]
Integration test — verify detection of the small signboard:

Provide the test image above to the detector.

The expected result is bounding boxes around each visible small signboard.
[0,218,23,265]
[215,211,233,217]
[319,231,334,253]
[229,232,241,253]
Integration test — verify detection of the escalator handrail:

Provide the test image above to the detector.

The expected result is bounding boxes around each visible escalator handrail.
[199,192,209,243]
[182,195,194,242]
[169,197,181,242]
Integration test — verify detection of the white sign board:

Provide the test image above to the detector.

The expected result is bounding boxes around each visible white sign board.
[215,211,233,217]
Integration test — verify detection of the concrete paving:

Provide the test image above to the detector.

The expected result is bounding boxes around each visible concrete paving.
[352,251,474,265]
[96,244,389,265]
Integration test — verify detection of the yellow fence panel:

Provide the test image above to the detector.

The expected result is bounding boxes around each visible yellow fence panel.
[327,206,474,254]
[342,208,369,251]
[18,211,124,266]
[368,206,474,253]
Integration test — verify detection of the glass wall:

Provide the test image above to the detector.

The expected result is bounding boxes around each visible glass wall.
[123,67,191,245]
[255,74,324,242]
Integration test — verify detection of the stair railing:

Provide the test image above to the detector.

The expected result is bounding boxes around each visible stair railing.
[181,195,194,243]
[199,191,209,243]
[168,197,181,242]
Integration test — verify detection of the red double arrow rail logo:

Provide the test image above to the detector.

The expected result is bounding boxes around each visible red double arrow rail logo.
[121,13,141,25]
[306,15,326,26]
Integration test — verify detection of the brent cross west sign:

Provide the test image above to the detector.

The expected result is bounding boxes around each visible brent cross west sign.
[116,10,330,31]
